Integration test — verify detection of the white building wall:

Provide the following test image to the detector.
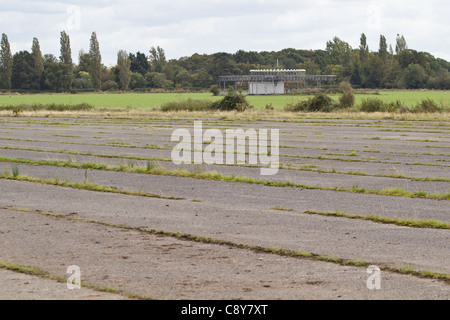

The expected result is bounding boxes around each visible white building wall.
[249,82,284,95]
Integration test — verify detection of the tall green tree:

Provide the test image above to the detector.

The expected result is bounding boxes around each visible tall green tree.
[303,59,321,75]
[59,31,73,90]
[383,59,403,88]
[31,37,44,89]
[359,33,369,64]
[77,50,91,73]
[350,53,362,86]
[192,68,214,88]
[41,54,64,91]
[129,72,147,90]
[129,51,150,76]
[117,50,131,90]
[403,64,427,88]
[149,46,166,73]
[12,51,37,90]
[88,32,102,90]
[378,35,388,63]
[364,55,385,88]
[395,34,407,55]
[209,52,241,78]
[326,37,352,66]
[0,33,13,89]
[326,37,353,80]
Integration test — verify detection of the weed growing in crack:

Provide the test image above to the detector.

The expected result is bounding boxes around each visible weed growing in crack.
[11,165,19,178]
[146,160,160,171]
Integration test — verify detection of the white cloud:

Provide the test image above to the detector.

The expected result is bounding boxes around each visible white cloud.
[0,0,448,65]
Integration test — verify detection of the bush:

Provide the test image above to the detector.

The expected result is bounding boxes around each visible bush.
[157,91,251,114]
[209,92,249,111]
[414,99,441,113]
[360,98,387,112]
[339,90,355,109]
[72,78,93,90]
[160,99,212,112]
[285,100,308,112]
[359,98,443,113]
[308,93,334,112]
[286,93,334,112]
[0,103,94,112]
[129,72,147,90]
[101,80,119,91]
[209,85,220,96]
[386,100,411,113]
[338,81,355,109]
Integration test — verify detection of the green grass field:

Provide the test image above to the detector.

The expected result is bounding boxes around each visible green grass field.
[0,92,216,110]
[0,90,448,110]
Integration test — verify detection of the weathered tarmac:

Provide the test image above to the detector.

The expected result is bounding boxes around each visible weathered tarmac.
[0,115,448,300]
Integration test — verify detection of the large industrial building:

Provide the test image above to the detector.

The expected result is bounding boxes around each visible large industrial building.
[218,69,336,95]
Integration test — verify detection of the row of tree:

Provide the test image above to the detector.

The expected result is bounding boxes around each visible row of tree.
[1,31,449,92]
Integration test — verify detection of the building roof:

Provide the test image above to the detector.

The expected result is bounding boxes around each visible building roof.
[249,69,306,73]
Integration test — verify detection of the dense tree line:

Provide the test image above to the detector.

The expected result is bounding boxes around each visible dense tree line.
[0,31,449,92]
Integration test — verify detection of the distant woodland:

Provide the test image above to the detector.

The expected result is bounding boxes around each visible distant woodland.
[1,31,449,92]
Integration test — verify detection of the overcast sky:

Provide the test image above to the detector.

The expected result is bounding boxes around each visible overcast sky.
[1,0,449,66]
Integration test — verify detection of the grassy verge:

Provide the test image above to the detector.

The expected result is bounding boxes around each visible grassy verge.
[2,108,450,122]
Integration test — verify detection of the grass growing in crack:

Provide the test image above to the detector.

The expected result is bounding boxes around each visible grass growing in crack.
[11,165,19,178]
[5,206,450,285]
[0,260,152,300]
[0,261,51,278]
[1,156,449,200]
[269,207,449,229]
[146,160,160,171]
[271,206,295,212]
[2,144,450,182]
[127,160,136,168]
[303,210,450,229]
[0,172,185,201]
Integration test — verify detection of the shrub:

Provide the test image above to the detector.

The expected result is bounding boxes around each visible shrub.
[339,90,355,109]
[101,80,119,91]
[209,92,249,111]
[129,72,147,90]
[414,99,441,113]
[307,93,334,112]
[286,93,334,112]
[386,100,411,113]
[11,165,19,178]
[160,99,212,112]
[0,103,94,112]
[338,81,355,109]
[285,100,308,112]
[44,103,94,111]
[72,78,93,90]
[146,160,160,171]
[360,98,387,112]
[209,85,220,96]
